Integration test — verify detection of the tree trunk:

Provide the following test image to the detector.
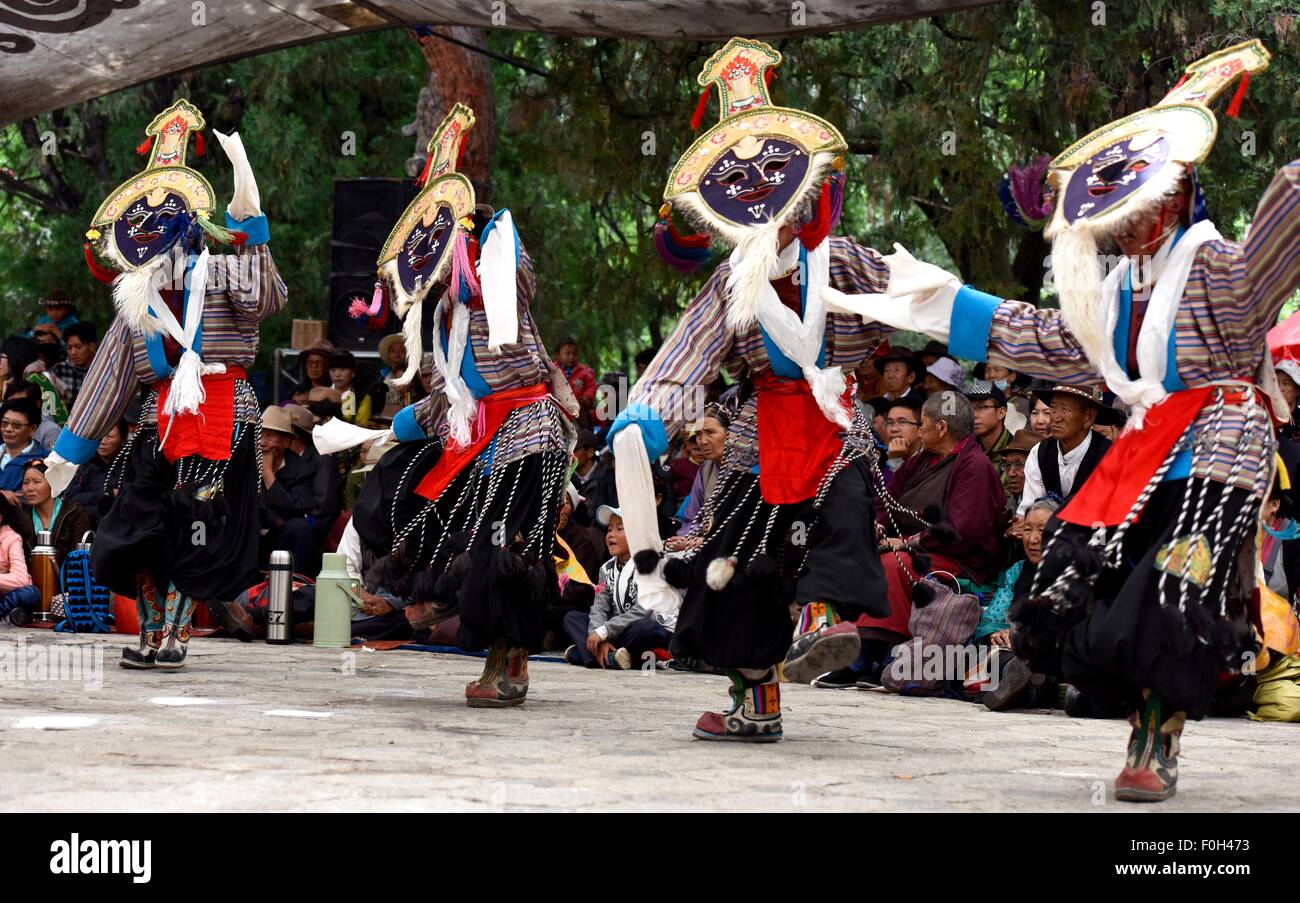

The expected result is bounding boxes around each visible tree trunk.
[405,27,495,203]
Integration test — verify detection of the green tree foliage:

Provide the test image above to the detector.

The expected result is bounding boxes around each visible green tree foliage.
[2,2,1298,375]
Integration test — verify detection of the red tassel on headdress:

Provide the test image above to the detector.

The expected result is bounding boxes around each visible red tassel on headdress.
[690,85,712,130]
[764,68,775,88]
[456,138,468,172]
[84,242,119,285]
[796,179,833,251]
[229,231,248,245]
[135,135,153,156]
[194,131,205,156]
[1225,72,1251,118]
[416,153,434,188]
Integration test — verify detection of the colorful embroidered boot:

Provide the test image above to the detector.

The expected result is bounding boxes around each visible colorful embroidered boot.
[782,601,861,685]
[693,669,783,742]
[1114,692,1183,802]
[120,584,164,669]
[465,640,529,707]
[155,587,196,670]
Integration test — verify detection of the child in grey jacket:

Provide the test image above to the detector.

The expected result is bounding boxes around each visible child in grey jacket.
[563,506,674,669]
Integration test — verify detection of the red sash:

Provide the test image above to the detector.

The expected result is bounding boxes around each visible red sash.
[415,383,551,502]
[754,371,849,504]
[155,366,246,464]
[1058,386,1227,527]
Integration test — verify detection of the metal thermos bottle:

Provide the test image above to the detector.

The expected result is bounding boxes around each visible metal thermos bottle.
[31,530,57,623]
[313,552,359,648]
[266,550,293,644]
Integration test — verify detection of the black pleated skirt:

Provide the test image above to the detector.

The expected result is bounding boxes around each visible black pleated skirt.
[92,423,261,602]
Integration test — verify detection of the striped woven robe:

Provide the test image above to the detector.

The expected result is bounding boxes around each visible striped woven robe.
[947,161,1300,495]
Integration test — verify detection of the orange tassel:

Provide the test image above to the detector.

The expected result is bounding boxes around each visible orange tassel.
[1225,72,1250,118]
[690,85,712,130]
[135,135,153,156]
[194,131,205,156]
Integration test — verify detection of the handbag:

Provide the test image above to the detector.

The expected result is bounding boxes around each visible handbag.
[881,571,981,696]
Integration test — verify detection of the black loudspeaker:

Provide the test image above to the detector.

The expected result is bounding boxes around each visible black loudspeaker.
[329,178,420,351]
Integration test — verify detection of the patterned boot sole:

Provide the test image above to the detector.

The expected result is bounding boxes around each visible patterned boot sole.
[119,649,157,670]
[691,724,784,742]
[1114,766,1177,802]
[782,625,861,685]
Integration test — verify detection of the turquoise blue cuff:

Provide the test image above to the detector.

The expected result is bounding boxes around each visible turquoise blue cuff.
[226,212,270,246]
[392,404,427,443]
[54,429,100,466]
[606,402,668,461]
[948,285,1001,363]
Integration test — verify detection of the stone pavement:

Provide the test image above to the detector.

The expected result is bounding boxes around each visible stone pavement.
[1,629,1295,812]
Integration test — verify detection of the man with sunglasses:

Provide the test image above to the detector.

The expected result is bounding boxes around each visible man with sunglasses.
[0,399,45,504]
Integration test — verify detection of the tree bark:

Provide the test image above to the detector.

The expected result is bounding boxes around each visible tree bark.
[405,27,495,203]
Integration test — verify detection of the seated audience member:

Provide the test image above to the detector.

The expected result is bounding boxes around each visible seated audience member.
[917,340,947,368]
[872,348,925,402]
[0,398,46,503]
[1261,472,1300,603]
[1277,359,1300,440]
[367,333,411,420]
[52,322,98,407]
[335,518,415,641]
[327,349,370,427]
[670,402,730,542]
[667,430,703,503]
[1017,385,1118,518]
[28,341,70,426]
[284,403,341,532]
[0,336,38,398]
[546,489,598,650]
[999,429,1039,518]
[3,382,60,452]
[881,397,923,483]
[63,419,126,524]
[921,356,966,395]
[32,290,80,336]
[291,339,335,404]
[22,460,91,567]
[1028,393,1052,438]
[967,380,1012,470]
[571,428,615,521]
[865,391,1005,640]
[555,337,597,426]
[259,406,325,572]
[563,506,673,670]
[557,483,605,579]
[0,493,38,618]
[977,498,1060,711]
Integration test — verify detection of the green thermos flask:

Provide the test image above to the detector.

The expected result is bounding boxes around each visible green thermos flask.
[313,552,361,648]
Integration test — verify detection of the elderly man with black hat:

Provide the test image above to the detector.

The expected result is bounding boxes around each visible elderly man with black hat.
[999,428,1040,517]
[872,347,925,403]
[1018,385,1118,517]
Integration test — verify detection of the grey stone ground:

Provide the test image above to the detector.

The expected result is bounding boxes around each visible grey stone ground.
[0,629,1295,812]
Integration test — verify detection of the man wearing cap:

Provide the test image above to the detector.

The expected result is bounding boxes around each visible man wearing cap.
[1018,386,1117,517]
[872,348,924,403]
[968,379,1013,471]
